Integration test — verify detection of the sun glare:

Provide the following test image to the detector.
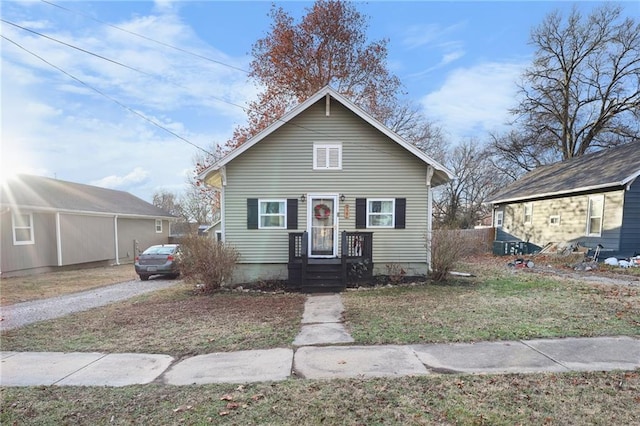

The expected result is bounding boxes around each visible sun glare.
[0,143,39,185]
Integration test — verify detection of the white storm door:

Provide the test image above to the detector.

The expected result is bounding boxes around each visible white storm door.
[308,195,338,257]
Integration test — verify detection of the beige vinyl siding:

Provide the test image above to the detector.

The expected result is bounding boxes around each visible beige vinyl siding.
[117,218,170,262]
[502,189,624,248]
[59,214,115,265]
[0,210,57,273]
[224,98,430,265]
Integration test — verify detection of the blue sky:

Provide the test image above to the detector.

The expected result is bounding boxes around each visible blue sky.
[2,1,636,201]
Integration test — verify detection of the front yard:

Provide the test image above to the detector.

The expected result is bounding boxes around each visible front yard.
[1,256,639,424]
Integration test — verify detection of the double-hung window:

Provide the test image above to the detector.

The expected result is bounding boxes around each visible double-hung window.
[495,211,504,227]
[587,195,604,236]
[155,219,163,233]
[259,199,286,229]
[313,143,342,170]
[367,199,395,228]
[12,212,34,245]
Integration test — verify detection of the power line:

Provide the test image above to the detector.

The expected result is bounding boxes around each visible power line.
[2,18,253,117]
[1,18,343,145]
[2,19,154,78]
[1,35,213,156]
[2,16,409,162]
[41,0,250,74]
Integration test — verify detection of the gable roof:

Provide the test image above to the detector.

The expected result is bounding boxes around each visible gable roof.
[487,141,640,204]
[1,174,175,218]
[199,86,454,187]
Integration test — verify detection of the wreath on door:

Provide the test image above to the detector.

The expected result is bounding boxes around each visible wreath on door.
[314,203,331,220]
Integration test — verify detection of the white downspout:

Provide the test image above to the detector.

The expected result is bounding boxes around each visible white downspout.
[114,215,120,265]
[56,212,63,266]
[426,166,435,271]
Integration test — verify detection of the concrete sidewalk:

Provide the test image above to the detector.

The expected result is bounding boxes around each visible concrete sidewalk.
[2,336,639,386]
[1,293,639,387]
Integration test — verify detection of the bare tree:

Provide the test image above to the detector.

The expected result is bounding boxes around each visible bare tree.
[152,190,183,218]
[198,0,444,171]
[435,140,507,228]
[511,4,639,161]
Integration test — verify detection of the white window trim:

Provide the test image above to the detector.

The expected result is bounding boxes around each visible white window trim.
[523,203,533,225]
[366,198,395,228]
[313,143,342,170]
[155,219,163,233]
[586,195,604,236]
[12,212,35,245]
[495,211,504,227]
[258,199,287,229]
[549,215,561,226]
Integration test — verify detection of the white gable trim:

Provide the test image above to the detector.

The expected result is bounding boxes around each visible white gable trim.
[198,86,454,183]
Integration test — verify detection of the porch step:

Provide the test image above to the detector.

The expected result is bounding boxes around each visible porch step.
[302,262,344,293]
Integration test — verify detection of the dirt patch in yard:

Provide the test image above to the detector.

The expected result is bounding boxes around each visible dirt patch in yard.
[459,253,640,287]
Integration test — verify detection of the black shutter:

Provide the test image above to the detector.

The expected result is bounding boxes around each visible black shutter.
[355,198,366,229]
[395,198,406,229]
[247,198,258,229]
[287,199,298,229]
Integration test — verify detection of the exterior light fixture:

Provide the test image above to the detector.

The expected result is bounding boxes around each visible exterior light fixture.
[300,194,306,202]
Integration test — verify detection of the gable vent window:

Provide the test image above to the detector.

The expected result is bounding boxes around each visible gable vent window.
[314,143,342,170]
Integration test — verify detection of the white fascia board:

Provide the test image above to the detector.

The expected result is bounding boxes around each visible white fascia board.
[622,169,640,186]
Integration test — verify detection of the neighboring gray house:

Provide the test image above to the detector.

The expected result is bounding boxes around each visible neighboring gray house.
[1,174,175,276]
[487,142,640,257]
[198,86,453,291]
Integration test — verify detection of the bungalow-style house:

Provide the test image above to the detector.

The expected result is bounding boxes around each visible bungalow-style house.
[1,174,175,277]
[486,141,640,258]
[198,86,453,292]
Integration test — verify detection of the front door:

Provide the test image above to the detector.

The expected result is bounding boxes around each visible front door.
[308,194,338,257]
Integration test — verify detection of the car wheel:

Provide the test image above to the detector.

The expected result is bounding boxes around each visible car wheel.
[139,274,150,281]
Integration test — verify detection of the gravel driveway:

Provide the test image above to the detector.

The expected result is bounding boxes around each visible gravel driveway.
[0,279,182,331]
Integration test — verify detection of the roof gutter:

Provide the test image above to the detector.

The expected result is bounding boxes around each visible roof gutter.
[0,204,175,220]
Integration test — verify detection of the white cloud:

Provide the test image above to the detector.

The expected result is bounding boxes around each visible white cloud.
[91,167,150,189]
[421,61,526,141]
[401,22,467,50]
[1,2,252,201]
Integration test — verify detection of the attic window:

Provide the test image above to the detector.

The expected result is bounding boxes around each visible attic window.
[12,212,34,245]
[314,143,342,170]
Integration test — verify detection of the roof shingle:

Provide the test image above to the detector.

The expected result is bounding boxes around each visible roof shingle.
[1,175,174,218]
[487,142,640,203]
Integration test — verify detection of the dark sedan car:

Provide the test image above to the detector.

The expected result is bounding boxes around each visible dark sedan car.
[134,244,180,281]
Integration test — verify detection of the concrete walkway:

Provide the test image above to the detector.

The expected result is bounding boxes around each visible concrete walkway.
[1,294,639,387]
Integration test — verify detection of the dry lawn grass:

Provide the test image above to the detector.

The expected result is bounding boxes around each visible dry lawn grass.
[1,285,306,358]
[1,264,137,306]
[344,254,640,344]
[2,371,639,425]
